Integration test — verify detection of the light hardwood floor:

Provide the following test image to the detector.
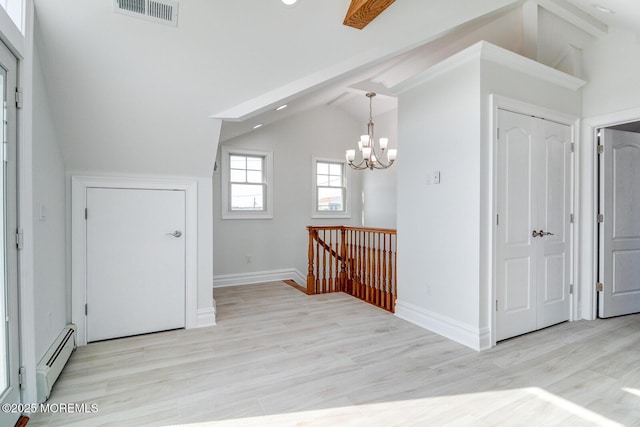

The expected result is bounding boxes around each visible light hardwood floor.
[29,282,640,426]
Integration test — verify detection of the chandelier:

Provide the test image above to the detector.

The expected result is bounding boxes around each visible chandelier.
[345,92,397,170]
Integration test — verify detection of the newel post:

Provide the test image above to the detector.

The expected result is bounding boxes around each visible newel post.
[307,227,316,295]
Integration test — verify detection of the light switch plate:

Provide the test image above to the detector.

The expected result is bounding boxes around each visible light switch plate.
[433,170,441,184]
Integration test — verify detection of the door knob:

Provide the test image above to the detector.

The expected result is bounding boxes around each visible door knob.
[532,230,542,238]
[166,230,182,238]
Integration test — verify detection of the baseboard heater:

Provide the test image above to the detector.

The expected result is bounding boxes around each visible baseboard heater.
[36,324,77,403]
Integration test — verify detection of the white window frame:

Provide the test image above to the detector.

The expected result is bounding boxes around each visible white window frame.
[312,157,351,219]
[222,146,273,219]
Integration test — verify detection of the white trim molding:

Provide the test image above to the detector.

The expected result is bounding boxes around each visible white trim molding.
[213,268,306,288]
[71,175,199,346]
[197,306,217,328]
[395,300,491,351]
[392,41,586,95]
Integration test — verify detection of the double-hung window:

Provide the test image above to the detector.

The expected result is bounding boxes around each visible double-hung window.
[312,158,350,218]
[222,147,273,219]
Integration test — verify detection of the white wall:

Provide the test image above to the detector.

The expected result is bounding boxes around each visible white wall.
[362,109,398,229]
[394,42,583,350]
[582,28,640,118]
[32,37,67,360]
[396,59,483,335]
[213,106,362,282]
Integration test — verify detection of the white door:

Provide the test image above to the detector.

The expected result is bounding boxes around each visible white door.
[86,188,186,342]
[599,129,640,317]
[0,40,21,427]
[496,109,572,341]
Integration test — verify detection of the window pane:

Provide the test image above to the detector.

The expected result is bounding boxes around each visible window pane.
[229,155,246,170]
[329,175,342,187]
[317,175,329,186]
[231,184,264,211]
[329,163,342,176]
[230,169,246,183]
[246,170,263,183]
[317,162,328,175]
[317,187,344,211]
[246,156,263,171]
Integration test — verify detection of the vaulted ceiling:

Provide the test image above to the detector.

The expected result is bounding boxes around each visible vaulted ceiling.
[32,0,640,175]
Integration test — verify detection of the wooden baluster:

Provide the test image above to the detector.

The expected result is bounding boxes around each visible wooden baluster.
[365,231,370,303]
[322,230,327,293]
[382,233,388,310]
[350,228,355,294]
[376,232,381,308]
[315,231,320,293]
[360,231,367,301]
[391,234,396,312]
[340,227,347,292]
[356,230,362,298]
[307,227,316,295]
[328,229,334,292]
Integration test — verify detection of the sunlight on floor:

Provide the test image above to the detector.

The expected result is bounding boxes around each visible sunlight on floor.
[623,387,640,398]
[164,387,622,427]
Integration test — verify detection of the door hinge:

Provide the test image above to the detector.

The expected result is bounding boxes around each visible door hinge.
[495,300,499,312]
[571,143,575,153]
[85,208,88,220]
[15,87,23,109]
[569,284,574,294]
[570,213,574,223]
[85,304,88,316]
[496,214,499,226]
[597,145,604,154]
[18,366,25,389]
[596,282,604,292]
[16,229,23,250]
[597,214,604,223]
[496,128,500,140]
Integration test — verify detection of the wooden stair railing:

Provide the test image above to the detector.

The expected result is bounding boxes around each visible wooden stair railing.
[307,226,397,312]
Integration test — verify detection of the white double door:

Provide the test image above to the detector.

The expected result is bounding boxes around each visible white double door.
[598,129,640,318]
[496,109,572,341]
[86,188,186,342]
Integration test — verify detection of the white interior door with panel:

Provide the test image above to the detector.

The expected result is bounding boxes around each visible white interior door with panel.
[536,118,572,328]
[0,40,21,427]
[598,129,640,318]
[86,188,186,342]
[496,109,572,341]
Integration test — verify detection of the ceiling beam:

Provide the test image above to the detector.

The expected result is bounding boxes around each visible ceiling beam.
[343,0,396,30]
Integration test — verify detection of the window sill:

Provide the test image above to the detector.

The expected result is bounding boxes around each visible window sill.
[312,213,351,219]
[222,212,273,220]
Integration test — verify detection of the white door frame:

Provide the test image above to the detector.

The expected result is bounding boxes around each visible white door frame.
[490,95,580,347]
[71,175,198,346]
[580,107,640,320]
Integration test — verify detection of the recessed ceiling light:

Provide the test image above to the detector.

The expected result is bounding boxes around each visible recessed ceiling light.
[253,123,263,130]
[275,104,288,111]
[281,0,299,6]
[591,4,615,14]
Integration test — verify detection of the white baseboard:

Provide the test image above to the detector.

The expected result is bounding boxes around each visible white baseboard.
[395,300,491,351]
[196,306,216,328]
[212,268,306,288]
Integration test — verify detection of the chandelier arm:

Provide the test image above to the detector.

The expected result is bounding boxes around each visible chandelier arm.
[347,159,369,170]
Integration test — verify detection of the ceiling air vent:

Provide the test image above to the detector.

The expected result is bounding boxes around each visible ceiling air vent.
[114,0,179,27]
